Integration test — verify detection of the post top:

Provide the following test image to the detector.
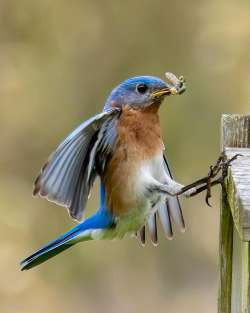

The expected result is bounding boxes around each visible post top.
[222,114,250,241]
[222,114,250,149]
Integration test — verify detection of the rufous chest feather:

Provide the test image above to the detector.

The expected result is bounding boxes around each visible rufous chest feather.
[116,105,164,160]
[103,105,164,214]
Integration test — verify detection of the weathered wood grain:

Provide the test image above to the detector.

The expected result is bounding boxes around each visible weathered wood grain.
[219,114,250,313]
[222,114,250,149]
[231,227,249,313]
[218,193,234,313]
[225,148,250,241]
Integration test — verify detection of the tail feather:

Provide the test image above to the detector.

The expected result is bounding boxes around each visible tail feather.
[21,242,75,270]
[20,209,114,270]
[20,225,91,270]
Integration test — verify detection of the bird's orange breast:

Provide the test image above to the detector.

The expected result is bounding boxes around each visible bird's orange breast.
[103,104,164,215]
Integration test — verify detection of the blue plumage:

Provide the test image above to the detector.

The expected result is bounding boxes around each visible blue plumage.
[104,76,168,110]
[21,185,114,270]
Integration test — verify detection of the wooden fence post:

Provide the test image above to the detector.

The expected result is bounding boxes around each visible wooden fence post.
[218,114,250,313]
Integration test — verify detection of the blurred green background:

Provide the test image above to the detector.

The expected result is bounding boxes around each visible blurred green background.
[0,0,249,312]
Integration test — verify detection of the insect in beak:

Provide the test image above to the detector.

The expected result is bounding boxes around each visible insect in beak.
[165,72,186,95]
[151,72,186,100]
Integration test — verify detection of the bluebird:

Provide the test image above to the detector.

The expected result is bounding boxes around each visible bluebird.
[20,72,195,270]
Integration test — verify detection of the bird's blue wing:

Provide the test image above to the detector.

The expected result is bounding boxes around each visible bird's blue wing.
[33,108,121,221]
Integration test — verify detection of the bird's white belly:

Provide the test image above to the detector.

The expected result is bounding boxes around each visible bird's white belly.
[134,153,166,197]
[113,153,166,238]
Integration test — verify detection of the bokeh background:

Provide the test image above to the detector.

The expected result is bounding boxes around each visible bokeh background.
[0,1,250,312]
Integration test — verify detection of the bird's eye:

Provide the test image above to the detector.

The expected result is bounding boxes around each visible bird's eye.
[136,83,148,94]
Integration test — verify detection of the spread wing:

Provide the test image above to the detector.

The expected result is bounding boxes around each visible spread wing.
[138,154,185,245]
[33,108,121,221]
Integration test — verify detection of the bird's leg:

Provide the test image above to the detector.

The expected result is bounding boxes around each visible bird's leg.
[147,177,196,198]
[178,153,224,194]
[177,152,242,205]
[180,153,224,205]
[148,153,240,200]
[188,178,223,197]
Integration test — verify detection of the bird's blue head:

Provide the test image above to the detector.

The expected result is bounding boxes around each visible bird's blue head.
[104,75,185,111]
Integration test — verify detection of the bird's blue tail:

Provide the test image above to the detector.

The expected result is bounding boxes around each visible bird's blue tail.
[20,208,114,270]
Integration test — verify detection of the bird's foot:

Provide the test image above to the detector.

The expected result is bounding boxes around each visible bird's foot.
[178,152,242,205]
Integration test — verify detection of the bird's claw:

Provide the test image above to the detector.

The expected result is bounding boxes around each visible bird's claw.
[203,152,242,206]
[205,165,214,206]
[179,152,242,205]
[223,153,242,169]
